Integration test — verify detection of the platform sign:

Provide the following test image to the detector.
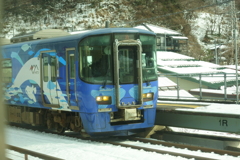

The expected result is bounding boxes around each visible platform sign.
[155,110,240,134]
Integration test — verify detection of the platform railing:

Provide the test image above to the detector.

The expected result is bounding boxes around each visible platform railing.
[6,145,64,160]
[158,72,240,103]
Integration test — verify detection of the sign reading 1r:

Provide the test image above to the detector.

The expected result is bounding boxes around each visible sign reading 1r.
[219,119,228,126]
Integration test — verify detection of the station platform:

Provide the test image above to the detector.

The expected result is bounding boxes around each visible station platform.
[155,101,240,134]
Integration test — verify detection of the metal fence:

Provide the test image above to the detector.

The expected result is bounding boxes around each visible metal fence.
[6,145,63,160]
[158,72,240,103]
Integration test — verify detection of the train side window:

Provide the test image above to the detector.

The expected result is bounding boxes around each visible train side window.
[50,56,57,82]
[79,34,112,84]
[69,54,75,79]
[140,34,158,81]
[1,59,12,83]
[118,47,135,83]
[43,56,49,82]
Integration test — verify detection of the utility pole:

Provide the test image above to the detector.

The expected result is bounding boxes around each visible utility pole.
[231,0,239,104]
[0,0,6,159]
[215,39,218,64]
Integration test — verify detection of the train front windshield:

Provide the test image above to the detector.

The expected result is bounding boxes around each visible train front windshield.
[79,33,157,84]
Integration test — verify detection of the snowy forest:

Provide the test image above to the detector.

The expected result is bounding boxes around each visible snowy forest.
[1,0,240,64]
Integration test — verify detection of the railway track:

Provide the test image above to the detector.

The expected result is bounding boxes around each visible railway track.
[95,138,217,160]
[119,137,240,157]
[7,124,240,160]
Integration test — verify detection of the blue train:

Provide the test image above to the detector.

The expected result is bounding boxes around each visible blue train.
[1,28,158,137]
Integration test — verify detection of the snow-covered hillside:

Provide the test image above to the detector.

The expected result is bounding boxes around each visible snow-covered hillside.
[1,0,239,62]
[3,1,134,39]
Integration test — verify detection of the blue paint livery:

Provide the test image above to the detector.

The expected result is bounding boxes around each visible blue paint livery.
[1,28,158,136]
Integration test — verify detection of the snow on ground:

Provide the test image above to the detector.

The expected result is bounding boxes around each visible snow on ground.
[158,90,197,100]
[5,126,240,160]
[189,86,239,95]
[5,127,189,160]
[158,76,177,87]
[158,76,197,99]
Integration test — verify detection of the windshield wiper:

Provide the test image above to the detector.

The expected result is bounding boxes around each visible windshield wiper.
[102,65,110,88]
[143,69,150,86]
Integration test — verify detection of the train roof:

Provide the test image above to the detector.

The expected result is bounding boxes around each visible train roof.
[10,29,71,43]
[69,27,156,38]
[2,28,156,48]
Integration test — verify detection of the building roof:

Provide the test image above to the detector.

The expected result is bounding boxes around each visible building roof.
[157,51,194,61]
[171,36,188,40]
[134,23,182,35]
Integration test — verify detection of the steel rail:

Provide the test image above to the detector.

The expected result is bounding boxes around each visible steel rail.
[97,139,217,160]
[126,137,240,157]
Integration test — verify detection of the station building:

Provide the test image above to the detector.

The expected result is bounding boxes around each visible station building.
[134,23,188,54]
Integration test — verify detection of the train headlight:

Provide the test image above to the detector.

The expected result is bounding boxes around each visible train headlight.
[142,92,154,102]
[96,96,112,104]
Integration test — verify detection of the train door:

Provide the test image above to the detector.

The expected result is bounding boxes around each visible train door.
[40,50,59,107]
[66,48,78,108]
[113,39,143,109]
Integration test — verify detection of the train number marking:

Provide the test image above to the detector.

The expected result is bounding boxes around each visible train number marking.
[219,119,228,127]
